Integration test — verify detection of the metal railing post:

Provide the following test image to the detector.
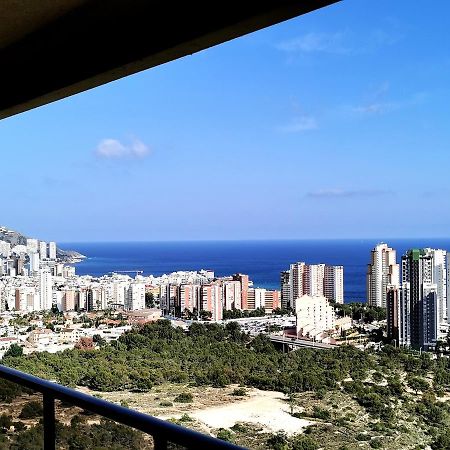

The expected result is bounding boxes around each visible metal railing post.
[43,394,56,450]
[0,365,245,450]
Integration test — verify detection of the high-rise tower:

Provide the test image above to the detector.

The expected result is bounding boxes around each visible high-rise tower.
[367,243,399,307]
[399,248,448,350]
[280,270,291,309]
[285,262,343,308]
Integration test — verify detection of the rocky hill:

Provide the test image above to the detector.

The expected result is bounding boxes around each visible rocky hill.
[0,225,85,262]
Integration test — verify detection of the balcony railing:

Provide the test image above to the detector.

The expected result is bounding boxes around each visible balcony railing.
[0,365,245,450]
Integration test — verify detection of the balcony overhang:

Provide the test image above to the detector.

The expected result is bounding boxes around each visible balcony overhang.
[0,0,339,120]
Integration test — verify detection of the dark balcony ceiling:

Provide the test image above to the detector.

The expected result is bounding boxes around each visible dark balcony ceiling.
[0,0,339,120]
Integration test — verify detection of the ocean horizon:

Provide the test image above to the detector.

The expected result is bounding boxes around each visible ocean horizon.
[59,239,450,303]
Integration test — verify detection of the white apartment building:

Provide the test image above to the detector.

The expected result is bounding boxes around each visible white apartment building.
[63,266,76,278]
[280,270,290,309]
[60,328,81,344]
[367,243,399,308]
[177,284,200,314]
[29,252,40,275]
[88,286,107,311]
[49,242,57,260]
[306,264,325,297]
[399,248,449,349]
[160,284,177,315]
[39,270,53,310]
[61,289,76,311]
[222,280,242,310]
[29,328,53,346]
[425,248,448,331]
[447,262,450,328]
[125,282,145,311]
[53,290,64,311]
[295,294,335,339]
[1,284,16,311]
[26,238,39,253]
[15,286,39,312]
[200,284,223,321]
[39,241,48,259]
[11,245,27,255]
[0,241,11,257]
[105,280,128,307]
[324,265,344,304]
[287,262,344,308]
[289,262,307,309]
[77,288,88,310]
[247,287,266,310]
[254,288,266,309]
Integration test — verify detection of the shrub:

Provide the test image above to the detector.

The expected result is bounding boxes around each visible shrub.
[0,380,23,403]
[312,406,331,420]
[180,414,193,422]
[356,433,371,441]
[370,439,383,449]
[370,422,385,432]
[372,371,384,383]
[231,423,248,433]
[333,417,347,427]
[12,421,26,432]
[408,376,429,394]
[267,431,288,450]
[159,401,173,407]
[19,401,43,419]
[0,414,12,432]
[291,435,319,450]
[432,429,450,450]
[217,428,234,442]
[4,344,23,358]
[231,388,247,396]
[174,392,193,403]
[315,388,326,400]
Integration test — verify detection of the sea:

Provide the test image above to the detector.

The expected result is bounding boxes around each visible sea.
[59,239,450,303]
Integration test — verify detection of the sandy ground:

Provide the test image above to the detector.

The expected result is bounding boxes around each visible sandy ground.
[159,389,313,435]
[79,384,313,436]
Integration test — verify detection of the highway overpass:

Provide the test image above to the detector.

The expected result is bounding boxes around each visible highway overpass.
[269,334,334,350]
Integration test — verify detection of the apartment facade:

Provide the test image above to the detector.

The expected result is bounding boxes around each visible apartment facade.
[366,243,399,308]
[286,262,344,308]
[295,294,335,340]
[398,248,448,350]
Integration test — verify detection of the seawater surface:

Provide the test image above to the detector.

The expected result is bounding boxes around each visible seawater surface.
[59,239,450,303]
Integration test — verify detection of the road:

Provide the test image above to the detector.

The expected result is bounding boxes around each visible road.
[268,334,333,350]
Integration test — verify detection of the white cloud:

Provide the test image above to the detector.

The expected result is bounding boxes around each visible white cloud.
[352,102,397,115]
[276,24,404,57]
[277,32,349,54]
[96,139,128,158]
[95,138,150,159]
[277,116,318,133]
[350,86,428,117]
[306,189,393,199]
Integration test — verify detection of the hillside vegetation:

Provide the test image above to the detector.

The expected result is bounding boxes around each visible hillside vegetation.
[2,320,450,449]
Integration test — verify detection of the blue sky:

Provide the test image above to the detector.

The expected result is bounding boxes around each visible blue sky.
[2,0,450,242]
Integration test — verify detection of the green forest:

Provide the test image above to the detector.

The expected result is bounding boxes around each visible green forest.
[3,321,380,392]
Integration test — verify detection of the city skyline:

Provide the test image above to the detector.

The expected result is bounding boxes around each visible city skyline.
[2,0,450,241]
[2,221,450,351]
